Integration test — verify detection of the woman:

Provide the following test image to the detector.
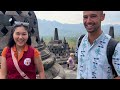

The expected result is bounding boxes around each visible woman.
[67,53,75,70]
[0,21,45,79]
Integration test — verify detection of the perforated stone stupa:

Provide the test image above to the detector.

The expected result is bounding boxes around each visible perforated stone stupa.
[47,28,71,64]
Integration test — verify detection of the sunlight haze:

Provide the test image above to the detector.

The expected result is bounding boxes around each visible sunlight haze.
[34,11,120,25]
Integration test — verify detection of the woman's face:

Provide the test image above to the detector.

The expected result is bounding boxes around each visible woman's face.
[13,26,29,47]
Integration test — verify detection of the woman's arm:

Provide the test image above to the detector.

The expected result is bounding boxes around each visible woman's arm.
[34,56,45,79]
[0,56,7,79]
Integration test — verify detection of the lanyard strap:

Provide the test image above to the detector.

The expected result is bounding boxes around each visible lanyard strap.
[11,48,30,79]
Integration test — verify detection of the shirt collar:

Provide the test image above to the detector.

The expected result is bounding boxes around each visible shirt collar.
[85,32,106,44]
[94,32,105,44]
[12,44,28,52]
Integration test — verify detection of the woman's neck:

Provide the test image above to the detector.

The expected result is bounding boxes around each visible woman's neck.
[15,45,25,52]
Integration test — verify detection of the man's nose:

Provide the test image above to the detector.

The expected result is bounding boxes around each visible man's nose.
[86,17,92,23]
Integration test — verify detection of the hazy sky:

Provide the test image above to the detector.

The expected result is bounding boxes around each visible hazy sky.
[34,11,120,25]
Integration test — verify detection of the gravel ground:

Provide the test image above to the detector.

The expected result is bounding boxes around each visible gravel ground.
[62,64,77,79]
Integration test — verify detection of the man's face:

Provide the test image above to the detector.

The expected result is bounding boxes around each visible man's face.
[83,11,105,33]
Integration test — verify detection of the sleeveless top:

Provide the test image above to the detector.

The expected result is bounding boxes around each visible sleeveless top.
[6,46,36,79]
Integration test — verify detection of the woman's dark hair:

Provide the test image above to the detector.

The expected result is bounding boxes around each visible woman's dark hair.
[7,22,31,48]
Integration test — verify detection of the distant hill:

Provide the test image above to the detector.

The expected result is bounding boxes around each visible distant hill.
[37,19,120,39]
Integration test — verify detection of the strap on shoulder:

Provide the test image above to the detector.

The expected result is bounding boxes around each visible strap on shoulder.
[75,34,85,58]
[77,34,85,47]
[107,38,119,77]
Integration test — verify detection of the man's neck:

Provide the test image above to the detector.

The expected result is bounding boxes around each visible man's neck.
[88,30,103,44]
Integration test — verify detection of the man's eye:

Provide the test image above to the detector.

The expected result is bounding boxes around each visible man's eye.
[91,15,97,18]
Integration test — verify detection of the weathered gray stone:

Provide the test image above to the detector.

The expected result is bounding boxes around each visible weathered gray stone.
[42,56,55,70]
[109,26,114,38]
[45,63,66,79]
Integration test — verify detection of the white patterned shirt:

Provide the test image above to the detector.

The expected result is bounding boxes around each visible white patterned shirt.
[76,32,120,79]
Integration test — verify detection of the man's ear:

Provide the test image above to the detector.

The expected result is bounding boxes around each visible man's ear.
[101,13,105,21]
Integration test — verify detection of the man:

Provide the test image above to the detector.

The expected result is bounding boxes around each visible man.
[76,11,120,79]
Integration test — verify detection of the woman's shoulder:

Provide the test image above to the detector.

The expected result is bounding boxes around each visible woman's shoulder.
[28,46,40,56]
[1,46,9,57]
[3,47,9,51]
[28,46,39,51]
